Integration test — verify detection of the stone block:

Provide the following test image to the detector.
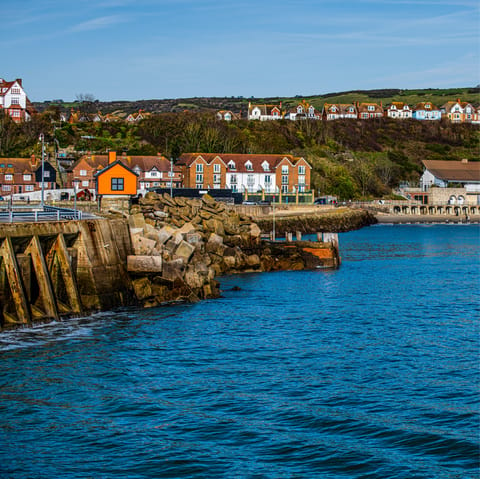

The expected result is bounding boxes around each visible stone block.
[156,225,176,245]
[175,240,195,262]
[127,255,163,273]
[128,213,146,230]
[186,232,203,245]
[178,222,196,236]
[132,277,152,300]
[131,234,156,255]
[162,259,185,282]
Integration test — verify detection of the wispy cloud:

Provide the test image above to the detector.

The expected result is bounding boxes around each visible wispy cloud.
[70,14,129,32]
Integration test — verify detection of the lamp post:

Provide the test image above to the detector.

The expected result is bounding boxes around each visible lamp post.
[169,157,174,197]
[73,179,80,218]
[39,133,45,209]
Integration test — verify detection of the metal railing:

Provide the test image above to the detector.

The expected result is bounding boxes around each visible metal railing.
[0,206,97,223]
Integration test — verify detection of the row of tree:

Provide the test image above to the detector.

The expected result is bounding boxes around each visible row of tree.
[0,109,478,199]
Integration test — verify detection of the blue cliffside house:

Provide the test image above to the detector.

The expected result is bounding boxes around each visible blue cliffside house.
[412,102,442,121]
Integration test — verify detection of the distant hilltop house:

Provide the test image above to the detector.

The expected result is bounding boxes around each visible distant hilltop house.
[412,102,442,121]
[247,102,282,121]
[0,155,57,196]
[440,99,478,123]
[321,103,358,120]
[0,78,35,123]
[357,102,384,119]
[385,102,413,119]
[284,100,321,121]
[67,152,182,195]
[216,110,241,121]
[126,109,151,122]
[177,153,311,195]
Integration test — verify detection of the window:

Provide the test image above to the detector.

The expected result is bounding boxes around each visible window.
[11,88,21,94]
[298,175,305,186]
[247,174,255,186]
[245,162,253,171]
[111,178,124,191]
[282,165,289,175]
[196,183,203,189]
[23,174,31,181]
[281,184,288,193]
[25,185,34,192]
[228,161,236,170]
[282,175,289,185]
[11,98,20,105]
[368,105,375,111]
[149,170,158,177]
[11,110,20,117]
[298,165,305,175]
[262,162,270,171]
[213,174,221,184]
[3,185,11,191]
[195,163,203,173]
[79,169,87,176]
[264,175,271,184]
[230,174,237,184]
[43,170,50,178]
[5,174,12,181]
[213,164,221,173]
[196,174,203,184]
[82,180,89,187]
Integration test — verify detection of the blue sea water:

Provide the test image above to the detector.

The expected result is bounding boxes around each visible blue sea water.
[0,224,479,479]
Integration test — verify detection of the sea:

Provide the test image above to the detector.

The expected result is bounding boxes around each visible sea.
[0,224,479,479]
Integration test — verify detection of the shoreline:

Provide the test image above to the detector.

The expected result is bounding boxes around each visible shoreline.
[375,214,480,224]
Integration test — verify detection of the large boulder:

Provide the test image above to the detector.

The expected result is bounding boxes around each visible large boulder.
[132,277,153,300]
[127,255,163,273]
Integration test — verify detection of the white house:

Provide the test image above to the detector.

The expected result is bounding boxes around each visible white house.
[285,101,321,120]
[247,103,282,121]
[0,78,33,123]
[385,102,412,119]
[321,103,358,120]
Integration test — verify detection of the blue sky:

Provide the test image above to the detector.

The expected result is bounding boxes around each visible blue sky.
[2,0,479,101]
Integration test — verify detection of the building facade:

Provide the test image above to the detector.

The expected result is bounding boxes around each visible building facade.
[385,102,413,119]
[0,78,34,123]
[177,153,311,194]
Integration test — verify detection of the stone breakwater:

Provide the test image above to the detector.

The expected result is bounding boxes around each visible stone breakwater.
[254,207,377,237]
[124,193,340,308]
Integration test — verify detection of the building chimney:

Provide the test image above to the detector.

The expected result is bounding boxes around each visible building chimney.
[30,154,37,167]
[108,151,117,164]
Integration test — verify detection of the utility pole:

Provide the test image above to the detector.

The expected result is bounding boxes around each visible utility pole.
[39,133,45,209]
[169,157,174,197]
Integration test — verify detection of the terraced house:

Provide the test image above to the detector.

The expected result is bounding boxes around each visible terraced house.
[177,153,311,195]
[67,152,182,195]
[0,156,57,196]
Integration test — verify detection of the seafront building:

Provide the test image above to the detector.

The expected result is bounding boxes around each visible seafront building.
[67,152,182,197]
[177,153,312,195]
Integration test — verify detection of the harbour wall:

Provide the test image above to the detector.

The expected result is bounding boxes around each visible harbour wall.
[0,194,341,328]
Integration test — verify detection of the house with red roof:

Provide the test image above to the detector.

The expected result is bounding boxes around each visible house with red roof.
[440,99,476,123]
[321,103,358,120]
[0,156,57,197]
[247,103,283,121]
[357,102,384,119]
[67,152,182,195]
[285,100,321,121]
[412,102,441,120]
[0,78,35,123]
[177,153,311,195]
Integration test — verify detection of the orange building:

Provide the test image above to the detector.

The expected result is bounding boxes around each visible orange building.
[95,152,138,196]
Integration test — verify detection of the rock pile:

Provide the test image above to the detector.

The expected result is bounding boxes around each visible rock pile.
[126,192,265,307]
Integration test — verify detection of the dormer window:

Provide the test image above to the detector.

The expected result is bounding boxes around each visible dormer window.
[262,161,270,171]
[245,161,253,171]
[228,161,236,170]
[368,105,375,111]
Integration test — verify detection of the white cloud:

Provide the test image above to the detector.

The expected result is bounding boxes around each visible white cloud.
[70,15,129,32]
